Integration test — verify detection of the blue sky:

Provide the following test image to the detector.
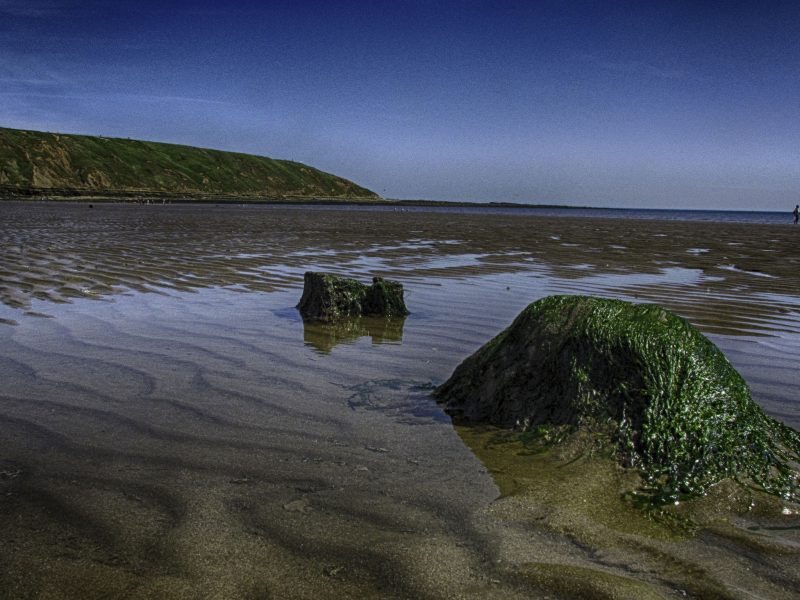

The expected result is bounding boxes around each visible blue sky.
[1,0,798,209]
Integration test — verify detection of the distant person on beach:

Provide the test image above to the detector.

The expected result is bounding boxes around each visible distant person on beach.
[794,204,799,224]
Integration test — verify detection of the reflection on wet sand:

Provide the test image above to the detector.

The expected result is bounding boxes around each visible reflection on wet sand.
[303,316,406,354]
[0,202,798,599]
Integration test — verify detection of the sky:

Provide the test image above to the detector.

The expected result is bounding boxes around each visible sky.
[1,0,798,210]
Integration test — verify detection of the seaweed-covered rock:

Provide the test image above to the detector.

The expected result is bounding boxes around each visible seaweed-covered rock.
[363,277,409,318]
[297,272,365,322]
[435,295,800,501]
[297,272,409,322]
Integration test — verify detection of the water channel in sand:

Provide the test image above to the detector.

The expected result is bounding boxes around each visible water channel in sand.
[0,202,798,599]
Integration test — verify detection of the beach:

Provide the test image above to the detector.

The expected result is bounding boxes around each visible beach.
[0,202,798,599]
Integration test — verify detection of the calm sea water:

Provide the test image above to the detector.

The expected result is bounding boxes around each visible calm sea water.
[294,203,795,225]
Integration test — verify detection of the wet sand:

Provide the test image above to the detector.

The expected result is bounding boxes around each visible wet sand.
[0,202,798,599]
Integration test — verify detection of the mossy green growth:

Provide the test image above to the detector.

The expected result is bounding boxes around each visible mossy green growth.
[296,272,409,323]
[362,278,409,318]
[435,295,800,503]
[0,126,377,198]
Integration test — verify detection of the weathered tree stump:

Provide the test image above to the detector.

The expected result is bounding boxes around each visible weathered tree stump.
[297,272,409,322]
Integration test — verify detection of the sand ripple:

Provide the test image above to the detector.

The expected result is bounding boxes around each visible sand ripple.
[0,202,798,598]
[2,202,800,340]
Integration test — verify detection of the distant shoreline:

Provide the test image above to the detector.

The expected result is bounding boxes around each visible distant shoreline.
[0,188,790,220]
[0,186,584,210]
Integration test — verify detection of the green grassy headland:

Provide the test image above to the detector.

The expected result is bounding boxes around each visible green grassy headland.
[0,126,591,207]
[0,126,377,201]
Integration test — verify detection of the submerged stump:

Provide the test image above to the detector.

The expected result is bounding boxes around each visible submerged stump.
[435,295,800,502]
[297,272,409,322]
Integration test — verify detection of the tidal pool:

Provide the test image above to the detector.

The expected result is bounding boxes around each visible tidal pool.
[0,202,798,599]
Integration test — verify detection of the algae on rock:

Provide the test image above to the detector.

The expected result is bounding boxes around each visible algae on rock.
[297,272,409,322]
[435,295,800,502]
[362,278,409,318]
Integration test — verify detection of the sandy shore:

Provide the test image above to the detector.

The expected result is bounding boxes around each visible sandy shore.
[0,202,798,598]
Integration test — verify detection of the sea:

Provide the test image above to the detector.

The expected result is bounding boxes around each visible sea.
[297,203,795,225]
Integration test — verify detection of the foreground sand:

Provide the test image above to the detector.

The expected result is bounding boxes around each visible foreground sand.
[0,202,798,599]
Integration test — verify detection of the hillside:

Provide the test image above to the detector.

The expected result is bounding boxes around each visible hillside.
[0,127,378,200]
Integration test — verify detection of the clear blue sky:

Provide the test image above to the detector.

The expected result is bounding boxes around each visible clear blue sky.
[1,0,798,209]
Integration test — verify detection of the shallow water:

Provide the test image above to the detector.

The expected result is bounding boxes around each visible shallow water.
[0,202,799,598]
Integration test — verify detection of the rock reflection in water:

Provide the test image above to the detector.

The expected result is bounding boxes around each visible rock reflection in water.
[302,315,406,354]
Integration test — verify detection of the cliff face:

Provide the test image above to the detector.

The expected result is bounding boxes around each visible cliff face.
[0,127,378,199]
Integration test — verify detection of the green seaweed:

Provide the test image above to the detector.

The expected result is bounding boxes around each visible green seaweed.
[436,295,800,504]
[362,278,410,318]
[297,272,367,322]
